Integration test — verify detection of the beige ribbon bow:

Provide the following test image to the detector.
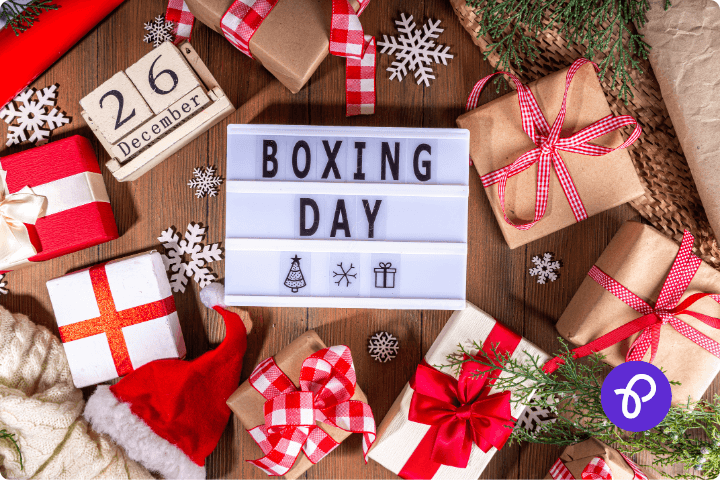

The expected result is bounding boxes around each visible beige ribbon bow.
[0,169,47,270]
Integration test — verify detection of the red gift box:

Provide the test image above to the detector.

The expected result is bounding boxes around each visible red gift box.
[0,135,118,272]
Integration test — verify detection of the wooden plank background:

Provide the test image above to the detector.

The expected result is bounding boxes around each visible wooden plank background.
[3,0,703,478]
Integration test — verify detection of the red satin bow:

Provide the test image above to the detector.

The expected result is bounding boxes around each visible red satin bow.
[465,58,641,231]
[544,230,720,374]
[408,357,514,469]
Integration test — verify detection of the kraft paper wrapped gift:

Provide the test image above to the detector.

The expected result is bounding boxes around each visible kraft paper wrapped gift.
[545,439,648,480]
[0,135,119,272]
[456,61,644,249]
[227,330,370,480]
[184,0,361,94]
[367,302,549,479]
[46,251,186,388]
[557,221,720,404]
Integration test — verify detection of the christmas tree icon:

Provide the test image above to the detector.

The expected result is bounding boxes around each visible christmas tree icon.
[284,255,307,293]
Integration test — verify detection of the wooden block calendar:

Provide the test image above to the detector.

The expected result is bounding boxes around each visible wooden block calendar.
[225,125,470,310]
[80,41,234,182]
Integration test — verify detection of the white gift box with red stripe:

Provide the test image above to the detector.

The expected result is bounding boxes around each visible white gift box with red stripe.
[46,251,186,388]
[368,302,549,479]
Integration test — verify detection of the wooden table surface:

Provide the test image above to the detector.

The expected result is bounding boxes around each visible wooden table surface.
[5,0,696,478]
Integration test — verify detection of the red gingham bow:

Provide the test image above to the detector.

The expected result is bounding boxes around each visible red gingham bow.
[166,0,375,116]
[247,345,376,476]
[465,58,641,230]
[549,453,648,480]
[544,230,720,374]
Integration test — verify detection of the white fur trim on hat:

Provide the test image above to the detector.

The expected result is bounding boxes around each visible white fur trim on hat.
[200,282,225,309]
[84,385,206,479]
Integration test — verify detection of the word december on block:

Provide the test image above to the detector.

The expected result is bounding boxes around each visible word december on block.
[80,42,234,182]
[225,125,470,310]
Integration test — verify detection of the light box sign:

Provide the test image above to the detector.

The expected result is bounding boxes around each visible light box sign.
[225,125,470,309]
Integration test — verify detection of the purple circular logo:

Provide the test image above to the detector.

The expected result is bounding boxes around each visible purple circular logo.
[601,361,672,432]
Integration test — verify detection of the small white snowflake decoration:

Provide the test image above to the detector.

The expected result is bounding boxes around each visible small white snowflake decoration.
[377,13,453,87]
[0,274,7,295]
[188,166,223,198]
[0,85,69,147]
[368,332,399,363]
[143,14,174,48]
[158,222,223,293]
[529,253,561,284]
[517,404,556,432]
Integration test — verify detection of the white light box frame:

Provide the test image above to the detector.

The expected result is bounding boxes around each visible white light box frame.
[225,124,470,310]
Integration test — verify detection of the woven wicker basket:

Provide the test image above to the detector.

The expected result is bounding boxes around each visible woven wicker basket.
[450,0,720,268]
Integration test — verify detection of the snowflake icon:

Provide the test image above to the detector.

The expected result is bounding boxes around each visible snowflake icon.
[158,222,223,293]
[377,13,453,87]
[188,166,223,198]
[529,253,561,284]
[0,85,69,146]
[333,262,356,287]
[143,14,175,48]
[0,274,7,295]
[368,332,399,363]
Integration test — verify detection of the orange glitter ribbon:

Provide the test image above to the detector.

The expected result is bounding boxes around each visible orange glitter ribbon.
[58,263,177,376]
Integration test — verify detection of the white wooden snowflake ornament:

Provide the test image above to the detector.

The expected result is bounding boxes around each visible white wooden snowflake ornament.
[0,274,7,295]
[368,332,399,362]
[158,222,223,293]
[377,13,453,87]
[0,85,69,146]
[144,14,175,48]
[517,404,556,432]
[529,253,561,284]
[188,166,223,198]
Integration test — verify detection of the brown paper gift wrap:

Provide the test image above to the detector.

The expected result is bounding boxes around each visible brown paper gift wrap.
[226,330,368,480]
[184,0,360,94]
[557,221,720,404]
[544,439,646,480]
[456,62,644,249]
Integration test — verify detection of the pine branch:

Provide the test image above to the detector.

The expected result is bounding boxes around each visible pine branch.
[465,0,669,102]
[0,429,23,471]
[0,0,58,35]
[436,339,720,479]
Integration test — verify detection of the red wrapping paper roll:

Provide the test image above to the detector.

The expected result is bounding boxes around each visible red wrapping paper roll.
[0,0,126,109]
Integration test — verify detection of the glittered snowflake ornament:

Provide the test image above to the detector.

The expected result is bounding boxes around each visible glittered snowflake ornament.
[0,85,69,146]
[368,332,399,362]
[377,13,453,87]
[158,222,223,293]
[188,166,223,198]
[143,14,174,48]
[529,253,561,284]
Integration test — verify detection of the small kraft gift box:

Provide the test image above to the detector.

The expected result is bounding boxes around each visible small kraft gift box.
[46,251,186,388]
[0,135,119,272]
[456,58,644,248]
[166,0,375,115]
[227,330,375,479]
[367,302,549,479]
[546,438,648,480]
[551,221,720,404]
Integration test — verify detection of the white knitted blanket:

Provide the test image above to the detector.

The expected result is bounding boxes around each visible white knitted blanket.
[0,305,152,479]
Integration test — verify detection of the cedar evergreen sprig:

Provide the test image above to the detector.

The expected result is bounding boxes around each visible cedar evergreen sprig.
[465,0,672,102]
[0,0,58,35]
[0,429,23,471]
[436,339,720,479]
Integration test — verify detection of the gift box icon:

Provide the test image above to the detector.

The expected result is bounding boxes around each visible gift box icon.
[374,262,397,289]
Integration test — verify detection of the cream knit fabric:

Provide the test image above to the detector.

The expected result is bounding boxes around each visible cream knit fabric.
[0,305,152,479]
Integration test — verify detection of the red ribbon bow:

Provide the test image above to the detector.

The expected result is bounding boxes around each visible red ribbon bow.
[549,453,648,480]
[544,230,720,374]
[407,355,514,470]
[465,58,641,230]
[247,345,376,476]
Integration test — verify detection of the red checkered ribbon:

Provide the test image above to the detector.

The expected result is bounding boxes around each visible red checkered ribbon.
[544,230,720,374]
[166,0,375,116]
[465,58,641,230]
[246,345,376,476]
[549,453,647,480]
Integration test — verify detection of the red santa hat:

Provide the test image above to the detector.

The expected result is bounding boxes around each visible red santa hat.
[84,283,247,479]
